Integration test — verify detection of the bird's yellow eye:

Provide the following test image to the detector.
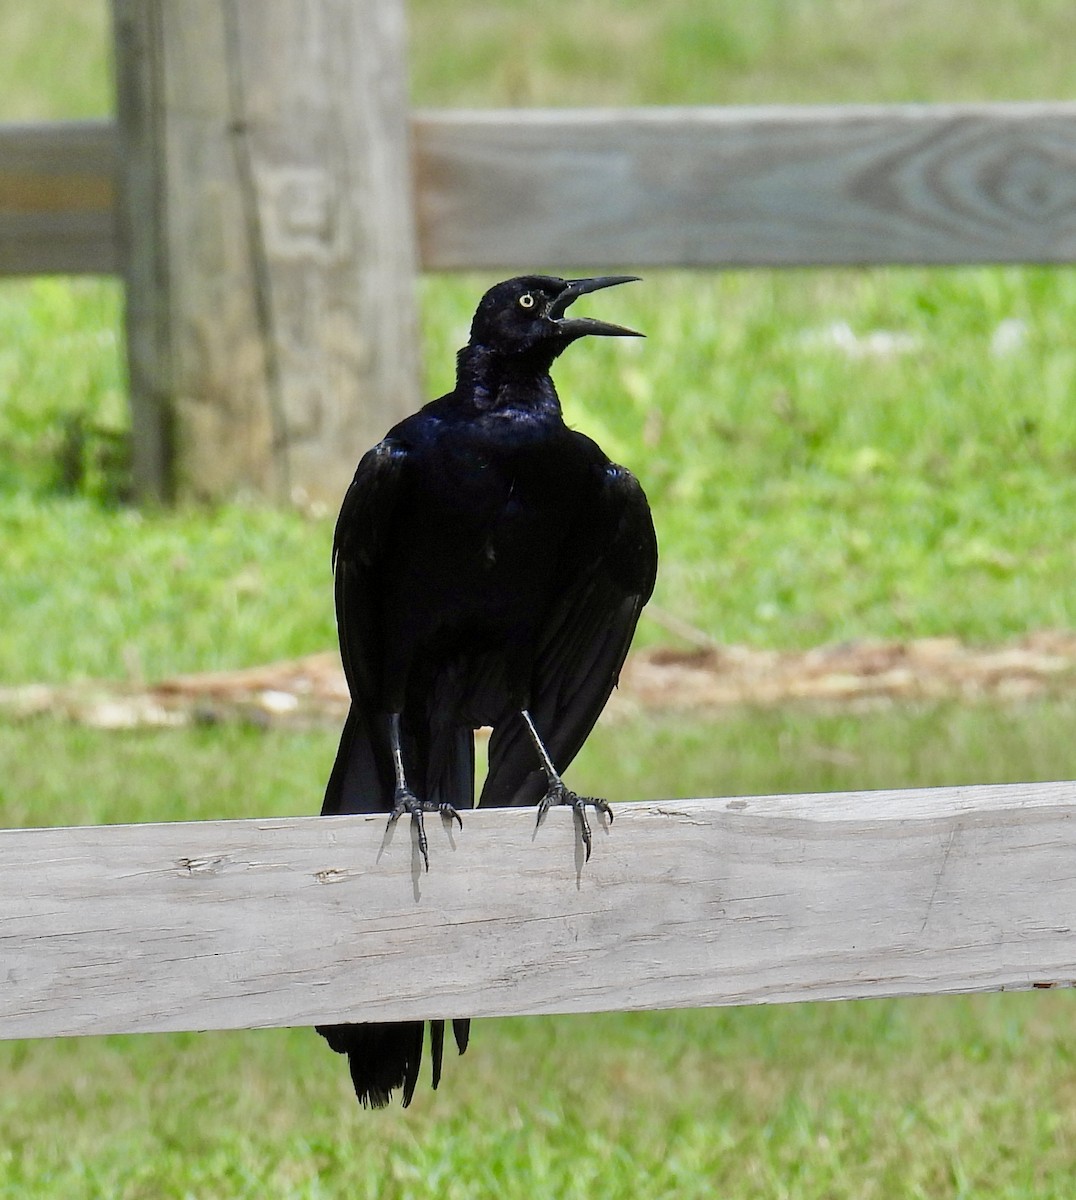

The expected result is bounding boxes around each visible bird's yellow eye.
[518,293,536,310]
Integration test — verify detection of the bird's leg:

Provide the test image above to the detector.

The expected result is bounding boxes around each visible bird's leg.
[386,713,463,871]
[520,710,612,861]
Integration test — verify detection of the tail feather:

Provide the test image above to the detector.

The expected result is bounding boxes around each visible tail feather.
[430,1020,445,1090]
[320,705,474,1106]
[317,1020,424,1108]
[322,705,393,817]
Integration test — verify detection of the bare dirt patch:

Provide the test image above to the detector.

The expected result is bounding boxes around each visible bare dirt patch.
[3,632,1075,730]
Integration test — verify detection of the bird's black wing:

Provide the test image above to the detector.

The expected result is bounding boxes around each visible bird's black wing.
[322,438,410,818]
[333,440,409,704]
[319,436,471,1106]
[480,452,657,807]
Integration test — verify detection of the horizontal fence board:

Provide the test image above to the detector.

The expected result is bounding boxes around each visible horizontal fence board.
[0,121,116,274]
[2,781,1076,1041]
[414,103,1076,268]
[4,103,1076,275]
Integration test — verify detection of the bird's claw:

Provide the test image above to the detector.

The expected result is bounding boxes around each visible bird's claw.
[388,789,463,871]
[536,782,613,862]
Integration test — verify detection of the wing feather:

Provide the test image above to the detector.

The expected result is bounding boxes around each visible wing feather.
[332,439,410,705]
[480,461,656,808]
[322,439,409,816]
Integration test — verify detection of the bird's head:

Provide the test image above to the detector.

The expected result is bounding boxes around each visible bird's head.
[467,275,642,366]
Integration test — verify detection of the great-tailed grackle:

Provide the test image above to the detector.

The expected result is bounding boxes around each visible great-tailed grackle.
[317,275,658,1108]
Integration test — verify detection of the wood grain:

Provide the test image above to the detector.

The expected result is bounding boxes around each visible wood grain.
[110,0,421,503]
[6,102,1076,280]
[414,103,1076,268]
[3,782,1075,1041]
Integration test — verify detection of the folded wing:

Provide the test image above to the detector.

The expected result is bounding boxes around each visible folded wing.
[480,458,657,808]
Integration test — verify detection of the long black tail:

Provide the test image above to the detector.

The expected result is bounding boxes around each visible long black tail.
[317,1017,471,1108]
[318,704,473,1107]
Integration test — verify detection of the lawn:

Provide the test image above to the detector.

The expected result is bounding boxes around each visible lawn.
[4,266,1076,684]
[2,2,1076,1197]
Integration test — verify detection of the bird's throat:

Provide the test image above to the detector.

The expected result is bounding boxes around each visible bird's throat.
[456,343,563,415]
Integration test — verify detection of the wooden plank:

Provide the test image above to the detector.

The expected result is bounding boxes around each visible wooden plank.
[415,103,1076,267]
[110,6,173,501]
[0,121,116,275]
[110,0,421,503]
[2,782,1075,1042]
[5,103,1076,280]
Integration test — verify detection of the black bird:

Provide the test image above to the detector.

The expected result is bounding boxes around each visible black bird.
[317,274,658,1108]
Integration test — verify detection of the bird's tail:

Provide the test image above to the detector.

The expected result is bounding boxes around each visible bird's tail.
[321,704,393,818]
[318,703,473,1107]
[316,1017,471,1108]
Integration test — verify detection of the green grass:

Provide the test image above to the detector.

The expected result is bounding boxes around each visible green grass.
[4,699,1076,830]
[4,3,1076,1195]
[407,0,1076,107]
[8,1,1076,122]
[0,1,111,120]
[0,278,126,502]
[3,993,1076,1199]
[4,266,1076,683]
[2,4,1076,678]
[0,492,336,683]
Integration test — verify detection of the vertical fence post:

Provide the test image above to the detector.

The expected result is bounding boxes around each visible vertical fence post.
[111,0,420,504]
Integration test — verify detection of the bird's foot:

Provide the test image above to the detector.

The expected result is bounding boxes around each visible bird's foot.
[536,781,613,862]
[388,788,463,871]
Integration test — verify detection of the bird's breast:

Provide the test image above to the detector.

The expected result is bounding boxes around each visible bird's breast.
[388,430,589,627]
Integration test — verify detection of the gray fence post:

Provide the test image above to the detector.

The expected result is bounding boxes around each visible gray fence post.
[111,0,420,504]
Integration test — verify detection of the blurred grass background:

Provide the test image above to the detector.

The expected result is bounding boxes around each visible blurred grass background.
[2,2,1076,1196]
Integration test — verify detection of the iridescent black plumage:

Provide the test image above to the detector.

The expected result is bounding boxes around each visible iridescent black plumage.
[319,276,657,1107]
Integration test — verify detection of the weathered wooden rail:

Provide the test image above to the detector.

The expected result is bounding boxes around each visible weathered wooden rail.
[3,781,1074,1041]
[5,103,1076,278]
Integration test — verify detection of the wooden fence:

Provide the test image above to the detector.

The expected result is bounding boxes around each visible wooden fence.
[4,781,1076,1042]
[8,104,1076,279]
[3,5,1076,1044]
[1,0,1075,502]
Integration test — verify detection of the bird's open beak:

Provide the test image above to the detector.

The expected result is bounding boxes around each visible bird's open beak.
[549,276,644,338]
